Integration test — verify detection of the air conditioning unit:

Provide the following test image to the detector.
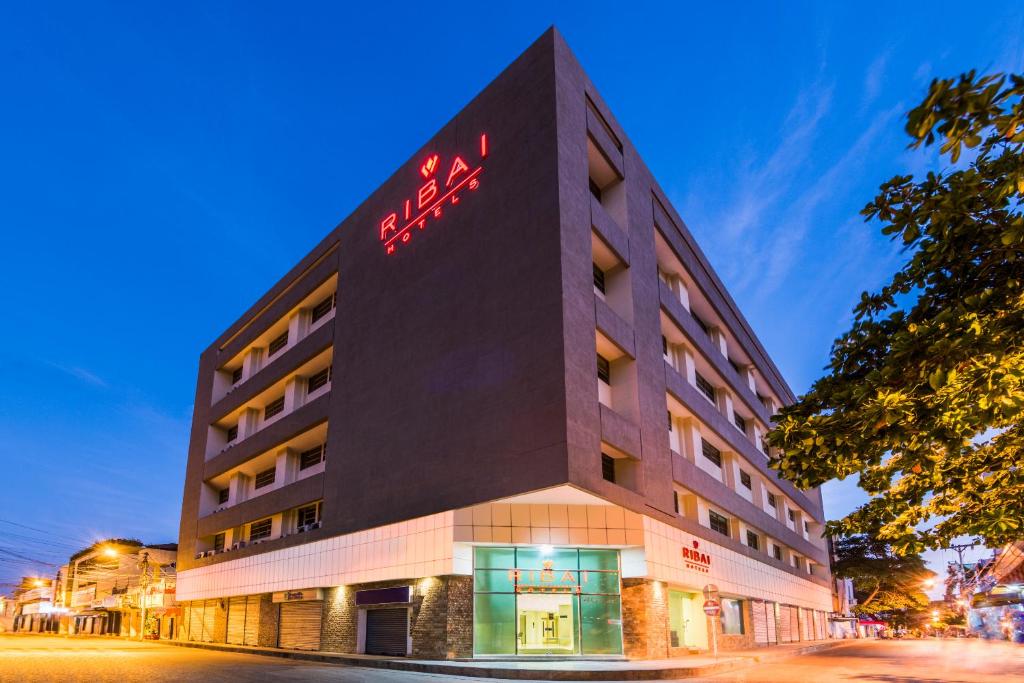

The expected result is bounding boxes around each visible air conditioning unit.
[194,552,204,560]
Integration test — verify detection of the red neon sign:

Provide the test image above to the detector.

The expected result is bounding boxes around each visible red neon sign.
[379,133,488,255]
[682,540,712,574]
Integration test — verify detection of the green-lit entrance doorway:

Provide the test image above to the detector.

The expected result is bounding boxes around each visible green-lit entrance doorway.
[472,546,623,656]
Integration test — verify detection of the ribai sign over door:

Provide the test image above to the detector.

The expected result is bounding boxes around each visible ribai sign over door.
[379,133,489,255]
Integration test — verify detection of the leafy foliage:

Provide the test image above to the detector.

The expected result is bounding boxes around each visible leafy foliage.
[832,535,933,615]
[767,71,1024,554]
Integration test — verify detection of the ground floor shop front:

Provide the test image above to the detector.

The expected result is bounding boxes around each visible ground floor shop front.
[177,496,834,659]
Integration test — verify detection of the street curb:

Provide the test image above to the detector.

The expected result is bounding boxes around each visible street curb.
[163,639,853,680]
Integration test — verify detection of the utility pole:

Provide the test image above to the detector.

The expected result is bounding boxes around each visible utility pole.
[137,551,150,641]
[949,542,978,609]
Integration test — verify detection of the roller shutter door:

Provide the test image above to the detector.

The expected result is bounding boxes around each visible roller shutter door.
[244,595,261,646]
[365,608,408,656]
[227,597,247,645]
[751,600,769,644]
[278,601,322,651]
[201,599,217,642]
[801,608,813,641]
[187,602,203,642]
[778,605,794,643]
[765,601,777,644]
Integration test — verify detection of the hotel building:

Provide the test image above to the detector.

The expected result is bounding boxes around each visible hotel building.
[176,28,833,658]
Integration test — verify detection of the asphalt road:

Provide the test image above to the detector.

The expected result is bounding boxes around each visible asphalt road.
[1,634,1023,682]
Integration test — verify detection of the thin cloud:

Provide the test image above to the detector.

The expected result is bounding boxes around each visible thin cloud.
[861,50,891,113]
[47,362,108,388]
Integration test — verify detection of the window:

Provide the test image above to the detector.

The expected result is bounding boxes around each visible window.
[218,488,229,505]
[662,335,669,356]
[739,470,752,489]
[767,492,777,508]
[733,412,747,433]
[746,530,759,550]
[667,411,673,431]
[593,263,606,294]
[589,177,602,201]
[597,354,611,384]
[254,468,275,490]
[788,509,796,523]
[709,510,729,536]
[310,292,336,324]
[728,358,742,375]
[700,439,722,467]
[226,425,239,443]
[213,533,225,553]
[694,372,715,403]
[721,598,744,635]
[249,518,272,541]
[673,491,679,514]
[772,544,782,561]
[264,396,285,420]
[299,445,324,470]
[804,521,810,534]
[307,366,332,393]
[793,556,802,570]
[231,367,243,385]
[296,503,320,528]
[601,454,615,483]
[268,331,288,357]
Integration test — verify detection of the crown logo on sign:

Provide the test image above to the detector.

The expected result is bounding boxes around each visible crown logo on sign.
[693,540,699,549]
[420,154,440,179]
[542,560,554,570]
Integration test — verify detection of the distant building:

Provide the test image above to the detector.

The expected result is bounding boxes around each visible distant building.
[10,577,57,633]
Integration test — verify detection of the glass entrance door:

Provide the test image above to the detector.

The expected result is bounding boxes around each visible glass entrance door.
[516,593,578,654]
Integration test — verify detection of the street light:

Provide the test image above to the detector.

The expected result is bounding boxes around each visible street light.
[32,579,44,588]
[103,547,118,558]
[922,578,936,590]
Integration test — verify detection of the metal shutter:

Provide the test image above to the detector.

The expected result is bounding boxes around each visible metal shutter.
[778,605,793,643]
[765,601,777,644]
[365,608,408,656]
[791,607,802,642]
[227,597,247,645]
[244,595,261,646]
[187,602,203,642]
[278,601,322,651]
[751,600,769,644]
[201,599,218,642]
[801,608,813,641]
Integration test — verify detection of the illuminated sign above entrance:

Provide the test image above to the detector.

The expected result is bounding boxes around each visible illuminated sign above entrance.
[509,560,592,594]
[379,133,489,255]
[682,540,712,574]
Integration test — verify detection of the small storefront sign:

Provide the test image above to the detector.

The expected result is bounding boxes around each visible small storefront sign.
[703,599,721,617]
[354,586,411,606]
[272,588,323,603]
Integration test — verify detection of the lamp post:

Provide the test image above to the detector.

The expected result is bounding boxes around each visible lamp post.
[137,552,150,641]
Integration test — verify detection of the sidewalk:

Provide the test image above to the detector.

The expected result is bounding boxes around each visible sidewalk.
[166,639,851,680]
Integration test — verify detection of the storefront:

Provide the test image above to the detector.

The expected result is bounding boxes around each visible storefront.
[472,546,623,656]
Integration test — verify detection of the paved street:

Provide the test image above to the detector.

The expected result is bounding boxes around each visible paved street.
[2,635,1024,682]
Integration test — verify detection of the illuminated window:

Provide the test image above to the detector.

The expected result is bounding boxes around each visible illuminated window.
[695,372,716,403]
[307,366,332,394]
[226,425,239,443]
[709,510,730,536]
[746,530,759,550]
[700,439,722,468]
[231,367,243,385]
[213,533,225,553]
[249,518,272,541]
[217,488,229,505]
[268,331,288,357]
[310,292,336,324]
[721,598,744,635]
[254,468,275,490]
[601,454,615,483]
[264,396,285,420]
[299,445,324,470]
[597,355,611,384]
[739,470,752,489]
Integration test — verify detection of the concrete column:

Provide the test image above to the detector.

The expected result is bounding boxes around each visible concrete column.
[719,391,734,425]
[274,448,293,489]
[680,418,702,464]
[256,594,279,647]
[742,365,757,393]
[721,451,740,491]
[242,348,263,381]
[287,310,310,347]
[228,472,249,505]
[680,347,697,385]
[709,327,729,358]
[239,408,260,439]
[283,376,304,413]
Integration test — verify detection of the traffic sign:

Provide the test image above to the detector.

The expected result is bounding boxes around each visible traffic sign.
[702,584,720,600]
[703,599,721,617]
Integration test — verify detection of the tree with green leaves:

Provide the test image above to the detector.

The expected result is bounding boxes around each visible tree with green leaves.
[833,535,934,616]
[768,71,1024,555]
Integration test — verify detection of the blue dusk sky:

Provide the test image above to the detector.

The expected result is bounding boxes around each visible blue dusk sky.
[1,2,1021,591]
